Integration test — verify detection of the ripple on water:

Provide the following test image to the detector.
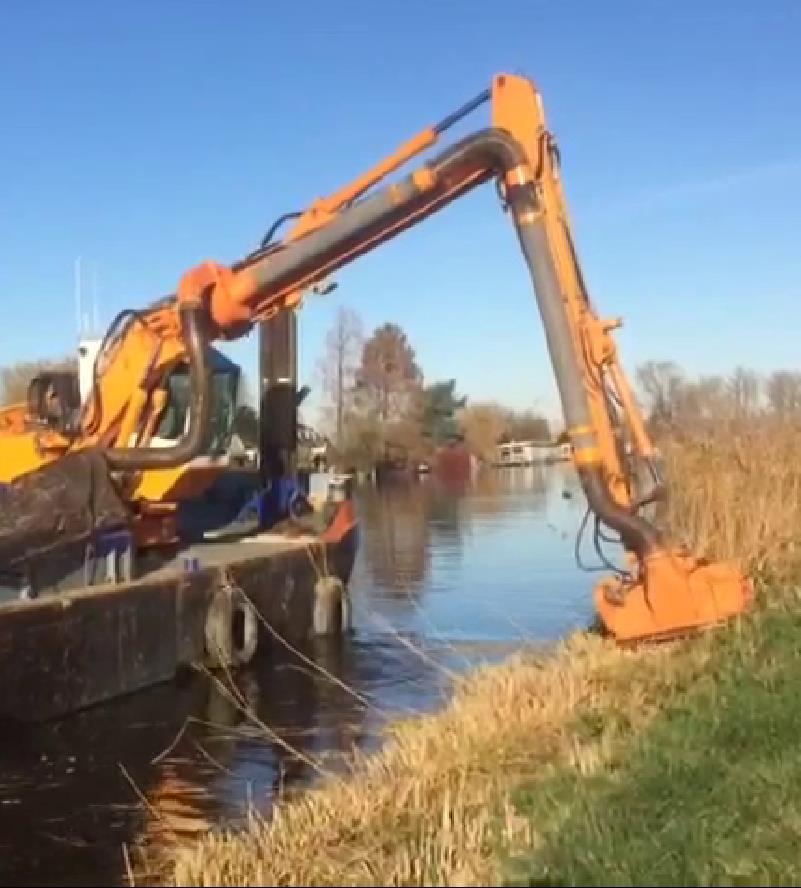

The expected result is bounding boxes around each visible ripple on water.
[0,465,601,886]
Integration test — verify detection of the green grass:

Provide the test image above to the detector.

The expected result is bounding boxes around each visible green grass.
[505,590,801,887]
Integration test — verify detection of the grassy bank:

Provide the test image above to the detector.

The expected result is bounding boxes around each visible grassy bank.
[168,631,705,886]
[165,425,801,886]
[507,588,801,886]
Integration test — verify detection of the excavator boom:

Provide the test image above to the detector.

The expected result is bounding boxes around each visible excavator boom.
[4,73,753,643]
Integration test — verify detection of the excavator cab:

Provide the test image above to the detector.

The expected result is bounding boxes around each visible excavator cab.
[151,348,240,457]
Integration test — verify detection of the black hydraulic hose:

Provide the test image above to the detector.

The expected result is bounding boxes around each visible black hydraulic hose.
[491,164,661,553]
[578,465,661,554]
[104,306,210,471]
[439,133,661,555]
[100,126,662,553]
[234,127,662,557]
[261,211,303,247]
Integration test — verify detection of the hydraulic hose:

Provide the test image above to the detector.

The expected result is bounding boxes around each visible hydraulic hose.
[437,131,662,555]
[105,306,210,471]
[233,127,662,556]
[506,209,663,556]
[127,127,661,554]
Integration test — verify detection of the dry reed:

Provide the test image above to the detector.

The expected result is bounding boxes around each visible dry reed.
[166,631,712,887]
[163,422,794,886]
[661,417,801,580]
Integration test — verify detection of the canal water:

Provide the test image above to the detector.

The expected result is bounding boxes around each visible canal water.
[0,463,598,887]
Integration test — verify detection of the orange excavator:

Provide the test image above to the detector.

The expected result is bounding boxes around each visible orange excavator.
[0,72,752,642]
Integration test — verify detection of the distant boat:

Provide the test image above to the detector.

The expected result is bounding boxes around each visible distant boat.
[434,440,473,484]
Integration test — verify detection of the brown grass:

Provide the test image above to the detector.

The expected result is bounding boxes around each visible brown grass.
[164,630,721,887]
[162,421,794,887]
[661,418,801,580]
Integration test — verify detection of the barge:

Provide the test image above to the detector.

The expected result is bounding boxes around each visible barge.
[0,489,357,724]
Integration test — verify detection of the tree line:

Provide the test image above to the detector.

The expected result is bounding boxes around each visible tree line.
[5,332,793,465]
[315,307,551,469]
[636,360,801,432]
[0,308,570,470]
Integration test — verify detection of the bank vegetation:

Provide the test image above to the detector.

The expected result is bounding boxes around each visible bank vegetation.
[159,364,801,886]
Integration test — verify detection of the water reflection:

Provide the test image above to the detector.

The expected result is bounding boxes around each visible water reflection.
[352,463,590,647]
[0,464,595,887]
[357,484,430,597]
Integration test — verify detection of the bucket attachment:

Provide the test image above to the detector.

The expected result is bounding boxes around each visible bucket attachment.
[594,550,754,644]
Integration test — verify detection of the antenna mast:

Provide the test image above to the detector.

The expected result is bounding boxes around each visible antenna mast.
[91,262,100,335]
[74,256,82,337]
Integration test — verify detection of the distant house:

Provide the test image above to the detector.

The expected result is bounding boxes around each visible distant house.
[494,439,572,467]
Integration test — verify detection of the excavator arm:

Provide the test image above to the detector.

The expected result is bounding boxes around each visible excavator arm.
[15,72,753,643]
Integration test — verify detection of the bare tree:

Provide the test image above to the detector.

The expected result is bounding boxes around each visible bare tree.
[317,307,364,447]
[636,360,684,427]
[679,374,728,423]
[354,322,423,424]
[457,402,507,462]
[729,366,760,418]
[767,371,801,416]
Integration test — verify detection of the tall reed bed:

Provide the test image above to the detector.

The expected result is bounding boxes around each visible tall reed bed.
[660,417,801,581]
[162,421,801,886]
[166,633,697,887]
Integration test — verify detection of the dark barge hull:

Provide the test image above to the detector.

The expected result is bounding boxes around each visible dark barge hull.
[0,525,357,723]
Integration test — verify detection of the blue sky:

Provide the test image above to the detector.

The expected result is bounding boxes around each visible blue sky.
[2,0,800,426]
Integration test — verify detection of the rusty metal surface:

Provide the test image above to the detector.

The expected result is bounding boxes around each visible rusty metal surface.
[0,448,130,570]
[0,580,177,721]
[0,527,358,723]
